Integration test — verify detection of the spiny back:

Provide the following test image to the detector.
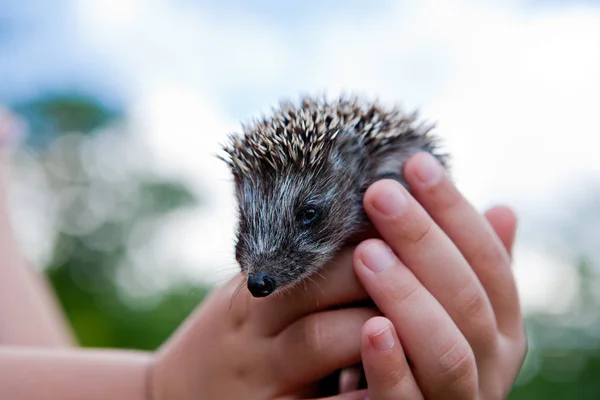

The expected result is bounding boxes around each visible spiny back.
[221,94,436,177]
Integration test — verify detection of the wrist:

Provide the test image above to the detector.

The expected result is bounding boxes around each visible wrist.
[147,345,195,400]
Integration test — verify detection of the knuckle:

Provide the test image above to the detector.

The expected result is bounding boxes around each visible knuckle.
[302,319,324,355]
[469,240,511,273]
[299,309,375,358]
[376,359,412,391]
[456,284,498,345]
[302,316,333,356]
[427,176,462,212]
[457,283,488,318]
[436,339,477,385]
[395,217,433,245]
[387,278,422,306]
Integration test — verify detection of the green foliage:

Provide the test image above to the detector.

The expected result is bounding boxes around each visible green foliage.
[510,351,600,399]
[12,93,121,149]
[13,91,212,350]
[508,255,600,399]
[47,260,210,350]
[138,181,199,215]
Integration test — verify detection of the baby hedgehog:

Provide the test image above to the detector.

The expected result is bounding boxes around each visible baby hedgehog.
[220,94,449,298]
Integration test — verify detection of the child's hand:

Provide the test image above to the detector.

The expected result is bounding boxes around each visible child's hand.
[149,250,375,400]
[354,152,526,399]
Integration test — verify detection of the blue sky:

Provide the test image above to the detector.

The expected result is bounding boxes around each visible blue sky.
[1,0,597,115]
[0,0,124,105]
[0,0,394,110]
[4,0,596,114]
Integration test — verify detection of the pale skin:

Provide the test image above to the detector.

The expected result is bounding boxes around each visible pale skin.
[354,152,526,399]
[0,107,526,399]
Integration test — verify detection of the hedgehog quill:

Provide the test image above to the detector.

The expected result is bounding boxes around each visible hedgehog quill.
[220,94,449,298]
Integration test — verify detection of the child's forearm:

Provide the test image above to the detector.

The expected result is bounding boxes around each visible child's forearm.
[0,347,153,400]
[0,156,76,347]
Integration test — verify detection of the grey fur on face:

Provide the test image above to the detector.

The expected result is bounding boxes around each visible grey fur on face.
[220,94,449,297]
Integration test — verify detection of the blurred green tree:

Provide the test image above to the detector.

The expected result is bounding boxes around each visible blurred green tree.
[509,256,600,399]
[11,92,212,350]
[12,93,121,149]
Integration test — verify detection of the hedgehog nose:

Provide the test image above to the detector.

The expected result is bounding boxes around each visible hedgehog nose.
[247,273,277,297]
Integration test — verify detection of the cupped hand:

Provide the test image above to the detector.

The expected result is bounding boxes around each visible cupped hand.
[355,152,526,399]
[148,248,375,400]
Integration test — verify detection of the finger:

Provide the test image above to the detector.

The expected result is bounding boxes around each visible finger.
[363,179,497,353]
[484,205,518,258]
[276,389,369,400]
[275,390,369,400]
[272,307,379,392]
[403,152,521,334]
[339,366,363,393]
[245,248,369,336]
[313,390,369,400]
[354,240,478,399]
[361,317,423,400]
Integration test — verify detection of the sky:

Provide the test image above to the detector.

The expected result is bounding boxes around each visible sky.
[1,0,600,313]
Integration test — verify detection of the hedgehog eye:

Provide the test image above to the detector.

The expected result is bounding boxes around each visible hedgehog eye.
[297,206,321,226]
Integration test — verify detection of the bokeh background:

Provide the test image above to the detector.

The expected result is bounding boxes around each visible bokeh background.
[1,0,600,398]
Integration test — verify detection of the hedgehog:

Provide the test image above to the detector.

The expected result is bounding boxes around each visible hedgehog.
[220,94,449,298]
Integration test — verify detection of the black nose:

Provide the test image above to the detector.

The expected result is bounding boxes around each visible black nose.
[247,273,277,297]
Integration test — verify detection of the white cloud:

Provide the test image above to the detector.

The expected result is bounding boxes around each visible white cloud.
[127,82,241,283]
[425,5,600,208]
[513,245,579,314]
[72,0,293,106]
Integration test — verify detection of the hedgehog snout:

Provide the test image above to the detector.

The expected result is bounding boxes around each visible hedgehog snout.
[247,272,277,297]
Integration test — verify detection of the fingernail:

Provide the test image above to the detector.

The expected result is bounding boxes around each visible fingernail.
[414,153,443,186]
[360,242,396,273]
[371,182,407,216]
[370,325,395,352]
